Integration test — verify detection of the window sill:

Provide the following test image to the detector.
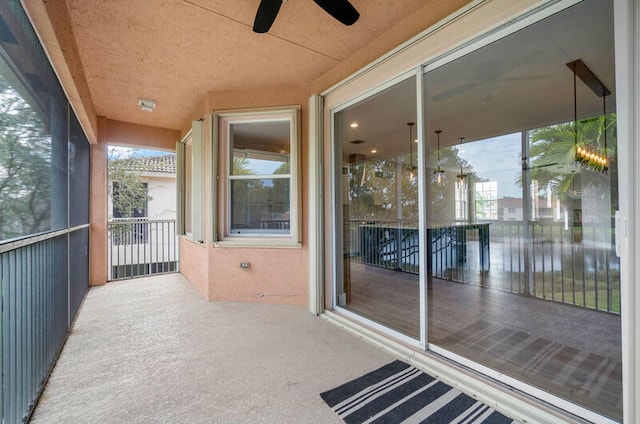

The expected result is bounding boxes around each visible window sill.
[180,235,206,245]
[214,239,302,249]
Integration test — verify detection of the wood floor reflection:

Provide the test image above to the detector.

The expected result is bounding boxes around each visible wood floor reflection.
[344,261,622,421]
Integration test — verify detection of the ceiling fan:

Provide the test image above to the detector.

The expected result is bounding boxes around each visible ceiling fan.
[432,59,548,102]
[253,0,360,33]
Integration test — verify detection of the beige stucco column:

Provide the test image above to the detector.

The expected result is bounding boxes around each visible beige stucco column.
[89,117,108,286]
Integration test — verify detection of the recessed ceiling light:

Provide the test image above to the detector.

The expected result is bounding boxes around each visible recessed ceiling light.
[371,149,377,154]
[138,98,156,112]
[350,122,359,128]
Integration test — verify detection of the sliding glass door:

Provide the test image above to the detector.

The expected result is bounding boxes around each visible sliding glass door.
[331,0,621,421]
[424,0,620,420]
[334,76,420,339]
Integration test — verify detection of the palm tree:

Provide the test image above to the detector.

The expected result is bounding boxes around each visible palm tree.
[525,114,617,203]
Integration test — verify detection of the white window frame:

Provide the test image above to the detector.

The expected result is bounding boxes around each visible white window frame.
[214,106,301,248]
[474,180,497,221]
[454,180,468,221]
[176,120,205,243]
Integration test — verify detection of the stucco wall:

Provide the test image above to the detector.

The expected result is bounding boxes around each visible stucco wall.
[89,138,108,286]
[106,120,178,152]
[90,119,179,285]
[179,237,209,299]
[177,1,474,305]
[208,247,306,305]
[175,86,310,305]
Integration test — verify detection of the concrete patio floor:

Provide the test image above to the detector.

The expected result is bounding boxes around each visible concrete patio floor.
[30,273,394,423]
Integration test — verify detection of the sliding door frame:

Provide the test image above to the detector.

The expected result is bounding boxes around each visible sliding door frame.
[614,1,639,422]
[318,0,636,422]
[328,70,424,349]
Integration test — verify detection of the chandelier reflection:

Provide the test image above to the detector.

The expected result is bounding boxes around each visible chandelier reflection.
[456,137,467,186]
[576,145,608,169]
[407,122,416,181]
[434,130,445,184]
[567,59,610,172]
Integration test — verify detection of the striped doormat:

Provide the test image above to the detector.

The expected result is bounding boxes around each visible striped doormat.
[321,360,516,424]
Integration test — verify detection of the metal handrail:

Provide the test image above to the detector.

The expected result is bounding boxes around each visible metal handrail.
[107,219,179,280]
[0,224,90,254]
[345,219,620,314]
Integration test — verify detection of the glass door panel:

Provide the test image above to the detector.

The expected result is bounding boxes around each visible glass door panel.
[335,76,419,338]
[424,0,621,420]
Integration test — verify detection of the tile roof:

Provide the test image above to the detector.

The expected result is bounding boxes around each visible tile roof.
[117,154,176,174]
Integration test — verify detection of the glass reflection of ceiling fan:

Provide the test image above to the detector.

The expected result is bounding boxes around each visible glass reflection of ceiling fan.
[432,59,547,102]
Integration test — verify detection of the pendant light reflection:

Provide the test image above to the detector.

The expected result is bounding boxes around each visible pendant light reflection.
[434,130,445,184]
[456,137,467,187]
[567,59,609,172]
[407,122,416,181]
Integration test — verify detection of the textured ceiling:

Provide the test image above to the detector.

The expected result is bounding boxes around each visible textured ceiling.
[65,0,430,130]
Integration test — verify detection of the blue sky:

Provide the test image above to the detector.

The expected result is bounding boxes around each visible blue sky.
[108,146,174,160]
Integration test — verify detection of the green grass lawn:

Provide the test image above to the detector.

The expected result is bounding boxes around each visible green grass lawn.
[533,271,621,313]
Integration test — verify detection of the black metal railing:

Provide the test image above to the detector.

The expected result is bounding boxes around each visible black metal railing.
[347,219,620,314]
[356,221,420,273]
[107,219,179,281]
[490,220,620,314]
[1,226,88,423]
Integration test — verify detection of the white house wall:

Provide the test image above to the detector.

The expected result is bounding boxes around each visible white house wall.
[107,175,176,220]
[146,176,176,220]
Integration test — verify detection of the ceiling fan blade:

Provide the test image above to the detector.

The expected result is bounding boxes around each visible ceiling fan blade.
[253,0,283,33]
[312,0,360,26]
[432,82,479,101]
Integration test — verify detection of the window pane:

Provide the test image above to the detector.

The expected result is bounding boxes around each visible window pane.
[0,57,68,239]
[69,113,90,226]
[221,110,299,242]
[0,73,50,240]
[230,178,290,234]
[335,76,419,338]
[0,0,73,241]
[230,121,290,175]
[50,89,69,232]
